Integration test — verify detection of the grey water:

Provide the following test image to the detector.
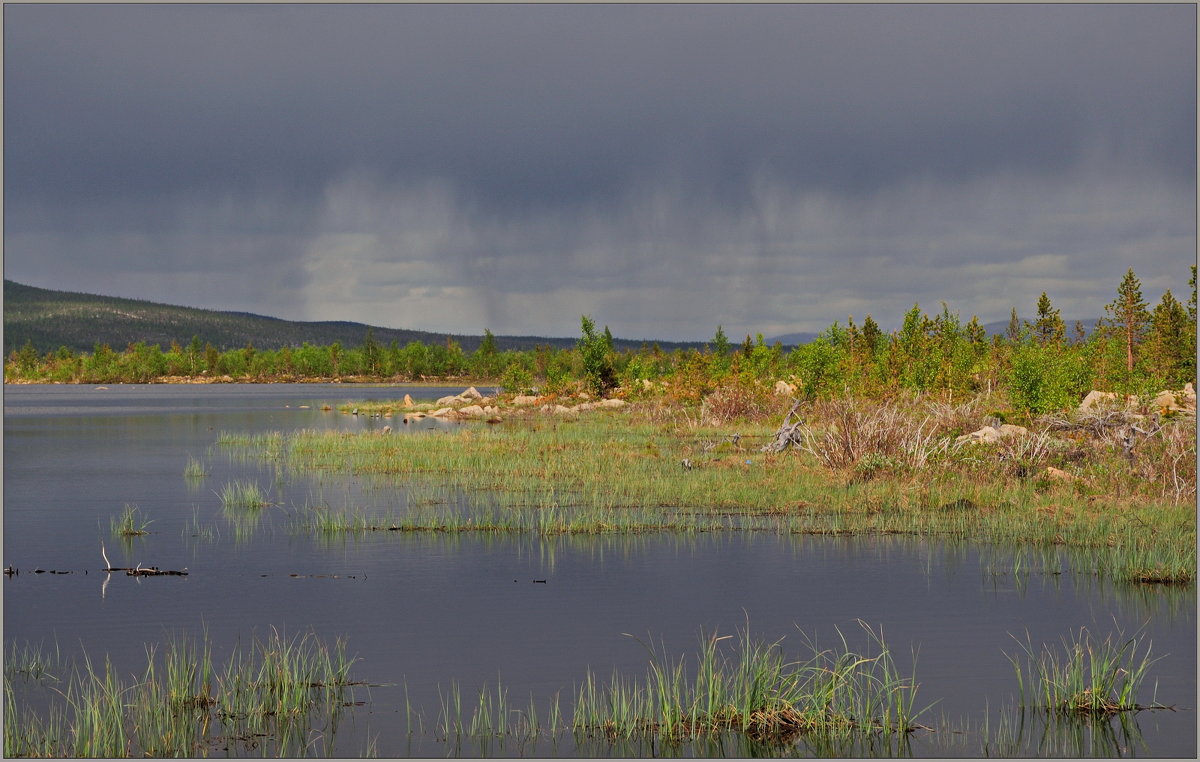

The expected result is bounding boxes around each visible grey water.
[3,384,1195,757]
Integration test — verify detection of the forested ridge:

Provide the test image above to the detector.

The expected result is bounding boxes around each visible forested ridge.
[2,280,702,356]
[5,268,1194,419]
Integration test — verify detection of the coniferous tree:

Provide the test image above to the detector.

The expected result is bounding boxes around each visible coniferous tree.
[709,325,731,356]
[861,314,882,357]
[1031,292,1065,346]
[1006,308,1022,342]
[1149,289,1190,385]
[1103,268,1150,374]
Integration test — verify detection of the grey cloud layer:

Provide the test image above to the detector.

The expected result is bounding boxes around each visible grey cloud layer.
[4,4,1194,340]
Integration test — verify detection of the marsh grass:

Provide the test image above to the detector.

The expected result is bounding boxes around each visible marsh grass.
[5,641,62,682]
[571,621,929,745]
[183,456,208,480]
[110,503,152,537]
[218,406,1195,584]
[3,629,365,758]
[218,480,270,510]
[1006,625,1162,715]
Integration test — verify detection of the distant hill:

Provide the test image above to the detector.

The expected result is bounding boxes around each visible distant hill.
[2,280,708,356]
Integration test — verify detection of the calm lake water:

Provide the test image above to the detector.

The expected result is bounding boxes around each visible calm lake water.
[4,384,1195,757]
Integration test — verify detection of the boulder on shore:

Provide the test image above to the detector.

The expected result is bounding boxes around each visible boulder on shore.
[955,423,1029,445]
[460,386,483,400]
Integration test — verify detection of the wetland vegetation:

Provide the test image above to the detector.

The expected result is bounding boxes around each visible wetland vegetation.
[4,266,1195,757]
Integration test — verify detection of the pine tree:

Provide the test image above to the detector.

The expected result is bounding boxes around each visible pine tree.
[709,325,731,356]
[1031,292,1065,346]
[1149,289,1189,385]
[861,314,882,357]
[1103,268,1149,374]
[1006,308,1021,342]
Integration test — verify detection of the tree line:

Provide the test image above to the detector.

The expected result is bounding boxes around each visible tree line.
[6,268,1195,414]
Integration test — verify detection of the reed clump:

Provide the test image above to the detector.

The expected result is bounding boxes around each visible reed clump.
[3,630,365,758]
[571,621,928,744]
[218,480,269,510]
[109,504,152,537]
[1006,625,1162,716]
[183,456,208,479]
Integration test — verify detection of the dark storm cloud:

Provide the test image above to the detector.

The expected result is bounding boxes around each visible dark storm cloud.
[4,4,1194,339]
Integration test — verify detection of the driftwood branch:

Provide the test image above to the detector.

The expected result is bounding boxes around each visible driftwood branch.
[761,400,805,453]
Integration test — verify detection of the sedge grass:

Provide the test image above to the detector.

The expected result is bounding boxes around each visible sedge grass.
[217,414,1195,584]
[3,629,365,758]
[109,503,152,537]
[1006,624,1162,715]
[571,621,929,744]
[183,456,208,479]
[218,479,270,510]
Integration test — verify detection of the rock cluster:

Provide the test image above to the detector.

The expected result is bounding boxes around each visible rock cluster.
[1078,383,1195,416]
[396,388,629,423]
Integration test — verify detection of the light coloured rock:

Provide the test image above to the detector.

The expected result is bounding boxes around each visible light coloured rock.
[642,379,655,391]
[428,407,453,418]
[955,423,1029,445]
[1152,390,1180,411]
[774,380,798,396]
[1152,386,1197,414]
[578,391,591,400]
[597,398,627,409]
[551,405,576,416]
[511,395,540,407]
[403,393,414,407]
[460,386,483,400]
[484,406,499,416]
[436,395,461,406]
[1078,390,1137,413]
[455,405,486,418]
[576,402,596,411]
[1044,466,1075,482]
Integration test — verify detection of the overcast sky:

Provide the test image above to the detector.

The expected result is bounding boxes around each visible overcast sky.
[5,4,1195,341]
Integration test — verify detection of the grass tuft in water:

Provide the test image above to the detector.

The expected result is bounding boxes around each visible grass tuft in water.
[183,456,208,479]
[3,629,366,758]
[571,621,929,745]
[109,504,152,537]
[1006,624,1162,715]
[218,480,269,510]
